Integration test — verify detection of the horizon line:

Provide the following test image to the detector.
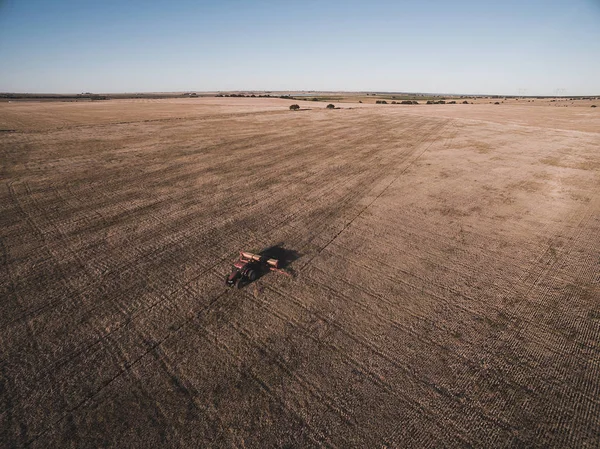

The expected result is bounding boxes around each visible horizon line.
[2,90,599,98]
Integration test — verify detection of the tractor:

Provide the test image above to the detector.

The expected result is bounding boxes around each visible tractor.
[225,251,288,288]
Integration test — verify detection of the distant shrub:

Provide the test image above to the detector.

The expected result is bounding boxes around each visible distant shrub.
[289,104,300,110]
[326,104,335,109]
[462,100,469,104]
[448,101,456,104]
[359,100,363,103]
[312,98,320,101]
[412,100,419,105]
[375,100,388,104]
[592,105,597,108]
[494,102,500,104]
[391,101,397,104]
[426,100,433,105]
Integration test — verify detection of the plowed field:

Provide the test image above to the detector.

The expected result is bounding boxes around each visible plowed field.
[1,98,599,447]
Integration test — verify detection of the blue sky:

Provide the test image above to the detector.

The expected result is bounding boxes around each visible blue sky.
[1,0,599,95]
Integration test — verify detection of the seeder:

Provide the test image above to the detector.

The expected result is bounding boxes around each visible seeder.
[225,251,290,288]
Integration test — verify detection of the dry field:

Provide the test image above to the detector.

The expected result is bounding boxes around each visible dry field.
[1,98,600,448]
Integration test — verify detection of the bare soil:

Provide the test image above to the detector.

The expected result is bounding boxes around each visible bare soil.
[1,98,599,448]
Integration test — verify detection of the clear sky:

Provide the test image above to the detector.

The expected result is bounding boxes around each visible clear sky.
[1,0,599,95]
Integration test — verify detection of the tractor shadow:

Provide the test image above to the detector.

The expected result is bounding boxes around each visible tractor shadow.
[259,243,300,271]
[244,244,300,288]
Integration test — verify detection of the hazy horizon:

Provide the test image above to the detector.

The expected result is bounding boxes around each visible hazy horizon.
[2,90,600,98]
[1,0,599,96]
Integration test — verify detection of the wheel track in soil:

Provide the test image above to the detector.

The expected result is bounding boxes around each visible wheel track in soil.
[233,281,482,447]
[3,112,418,325]
[302,262,600,419]
[3,130,356,325]
[232,119,600,445]
[297,119,451,271]
[5,105,600,446]
[9,111,524,444]
[287,270,520,438]
[10,114,440,442]
[20,289,227,448]
[15,117,488,446]
[318,229,600,355]
[317,241,600,368]
[301,197,600,443]
[3,112,432,337]
[475,192,600,447]
[23,284,335,449]
[176,120,516,444]
[15,114,422,370]
[1,111,446,438]
[4,117,398,332]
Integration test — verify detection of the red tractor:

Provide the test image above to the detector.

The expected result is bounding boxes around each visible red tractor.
[225,251,288,288]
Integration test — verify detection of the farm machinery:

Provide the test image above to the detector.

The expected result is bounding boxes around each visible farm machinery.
[225,251,290,288]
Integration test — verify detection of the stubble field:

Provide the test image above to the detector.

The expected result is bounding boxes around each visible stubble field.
[1,98,599,448]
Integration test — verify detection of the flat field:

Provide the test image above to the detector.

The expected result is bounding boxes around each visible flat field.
[1,98,599,448]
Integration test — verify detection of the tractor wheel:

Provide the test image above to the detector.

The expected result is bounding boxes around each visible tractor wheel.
[247,270,257,282]
[235,278,244,289]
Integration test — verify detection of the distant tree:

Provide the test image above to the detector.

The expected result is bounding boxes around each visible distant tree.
[289,104,300,110]
[326,104,335,109]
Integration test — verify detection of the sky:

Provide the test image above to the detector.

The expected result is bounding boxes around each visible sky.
[0,0,599,95]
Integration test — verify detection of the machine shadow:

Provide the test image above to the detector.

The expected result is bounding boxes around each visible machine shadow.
[259,243,300,270]
[249,243,300,285]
